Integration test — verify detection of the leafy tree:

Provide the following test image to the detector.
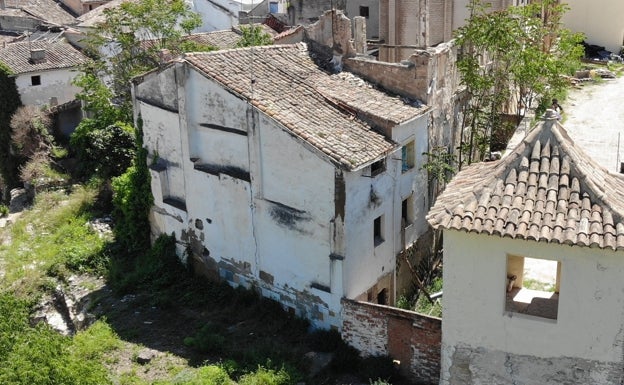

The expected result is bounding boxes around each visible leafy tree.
[236,25,273,47]
[71,121,135,179]
[0,62,23,192]
[84,0,204,110]
[455,0,584,165]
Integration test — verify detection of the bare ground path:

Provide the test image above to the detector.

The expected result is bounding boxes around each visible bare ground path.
[561,75,624,173]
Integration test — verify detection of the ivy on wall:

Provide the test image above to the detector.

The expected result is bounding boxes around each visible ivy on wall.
[0,62,23,193]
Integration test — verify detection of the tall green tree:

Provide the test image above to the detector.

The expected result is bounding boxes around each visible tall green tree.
[0,62,23,193]
[84,0,204,112]
[455,0,584,165]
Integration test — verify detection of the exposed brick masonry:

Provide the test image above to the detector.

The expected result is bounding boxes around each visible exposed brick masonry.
[341,299,441,385]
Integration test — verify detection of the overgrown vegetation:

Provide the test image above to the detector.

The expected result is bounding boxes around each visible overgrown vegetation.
[236,25,273,47]
[455,0,584,164]
[0,187,109,300]
[0,62,23,193]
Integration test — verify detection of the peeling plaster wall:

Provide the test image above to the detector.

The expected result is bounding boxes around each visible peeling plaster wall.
[344,41,461,170]
[343,114,429,302]
[135,64,348,329]
[441,230,624,385]
[15,68,82,107]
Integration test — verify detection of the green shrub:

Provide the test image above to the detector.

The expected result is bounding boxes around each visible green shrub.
[184,322,226,354]
[238,366,291,385]
[0,204,8,217]
[111,115,152,255]
[192,365,234,385]
[0,61,23,189]
[0,294,111,385]
[70,120,135,179]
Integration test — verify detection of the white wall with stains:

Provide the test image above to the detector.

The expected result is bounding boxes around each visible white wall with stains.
[440,230,624,384]
[15,68,82,107]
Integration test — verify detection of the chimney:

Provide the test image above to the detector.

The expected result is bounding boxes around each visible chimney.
[30,49,46,64]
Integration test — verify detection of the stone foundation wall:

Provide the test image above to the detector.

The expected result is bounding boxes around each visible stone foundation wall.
[444,344,624,385]
[342,299,441,384]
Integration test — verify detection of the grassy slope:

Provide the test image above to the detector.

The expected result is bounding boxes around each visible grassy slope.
[0,187,405,385]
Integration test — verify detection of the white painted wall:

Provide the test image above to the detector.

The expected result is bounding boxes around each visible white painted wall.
[188,0,260,31]
[441,230,624,383]
[15,68,82,107]
[343,114,429,300]
[562,0,624,54]
[137,61,431,328]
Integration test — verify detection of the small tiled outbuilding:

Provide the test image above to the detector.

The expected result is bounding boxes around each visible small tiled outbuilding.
[427,115,624,385]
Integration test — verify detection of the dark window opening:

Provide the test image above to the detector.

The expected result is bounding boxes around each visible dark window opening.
[370,159,386,177]
[359,6,369,18]
[31,75,41,86]
[401,195,414,227]
[374,215,384,246]
[377,288,387,305]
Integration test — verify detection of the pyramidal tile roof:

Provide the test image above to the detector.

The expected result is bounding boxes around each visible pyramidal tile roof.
[427,116,624,250]
[184,43,427,170]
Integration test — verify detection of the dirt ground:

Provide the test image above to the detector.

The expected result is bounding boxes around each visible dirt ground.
[561,73,624,173]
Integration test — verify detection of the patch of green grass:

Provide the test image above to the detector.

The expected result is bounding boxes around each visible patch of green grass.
[523,278,555,292]
[415,277,443,318]
[0,293,112,385]
[238,366,291,385]
[0,187,109,300]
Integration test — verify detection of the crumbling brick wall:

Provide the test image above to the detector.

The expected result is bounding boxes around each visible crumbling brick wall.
[341,299,441,385]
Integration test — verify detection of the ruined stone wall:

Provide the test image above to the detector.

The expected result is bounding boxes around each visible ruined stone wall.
[304,10,355,56]
[345,40,462,156]
[342,299,441,384]
[291,0,346,24]
[445,344,624,385]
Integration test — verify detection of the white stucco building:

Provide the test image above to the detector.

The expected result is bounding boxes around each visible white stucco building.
[562,0,624,54]
[132,43,431,329]
[427,115,624,384]
[0,40,89,106]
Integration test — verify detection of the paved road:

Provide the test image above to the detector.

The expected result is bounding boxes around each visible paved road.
[562,76,624,173]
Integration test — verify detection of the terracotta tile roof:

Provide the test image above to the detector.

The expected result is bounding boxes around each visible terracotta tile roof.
[0,40,89,74]
[77,0,135,27]
[184,43,427,170]
[175,30,242,50]
[427,116,624,250]
[3,0,77,26]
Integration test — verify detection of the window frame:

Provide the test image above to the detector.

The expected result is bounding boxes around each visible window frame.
[401,140,415,173]
[31,75,41,86]
[505,254,560,321]
[359,5,369,18]
[374,215,384,246]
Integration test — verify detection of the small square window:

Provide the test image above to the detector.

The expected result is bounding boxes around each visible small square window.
[359,6,369,18]
[374,215,384,246]
[402,140,415,172]
[370,159,386,177]
[31,75,41,86]
[505,255,560,320]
